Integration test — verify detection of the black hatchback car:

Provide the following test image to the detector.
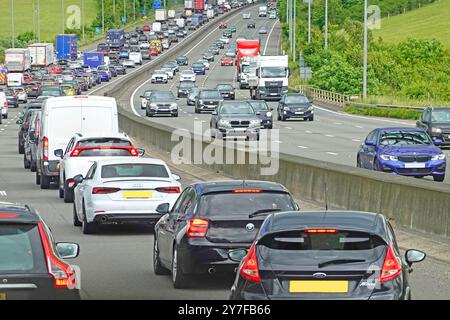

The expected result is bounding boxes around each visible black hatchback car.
[176,56,189,66]
[216,84,235,100]
[416,107,450,147]
[153,180,299,288]
[277,93,314,121]
[230,211,426,300]
[0,202,81,300]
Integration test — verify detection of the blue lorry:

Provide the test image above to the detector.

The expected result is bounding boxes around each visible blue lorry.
[106,29,125,50]
[55,34,78,60]
[83,52,104,68]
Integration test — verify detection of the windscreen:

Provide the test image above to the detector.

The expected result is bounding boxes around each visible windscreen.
[379,130,431,146]
[197,192,294,217]
[216,85,233,91]
[248,101,269,111]
[285,95,309,104]
[260,66,288,78]
[220,102,254,115]
[101,164,169,178]
[431,110,450,123]
[151,92,175,102]
[180,82,196,89]
[200,90,222,99]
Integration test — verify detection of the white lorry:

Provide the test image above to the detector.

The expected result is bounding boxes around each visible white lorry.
[6,72,24,87]
[28,43,55,66]
[155,9,167,22]
[4,48,31,72]
[253,55,289,101]
[152,22,162,32]
[259,5,268,17]
[176,18,186,28]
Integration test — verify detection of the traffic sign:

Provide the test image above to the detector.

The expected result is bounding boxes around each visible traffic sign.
[153,0,161,9]
[121,16,126,24]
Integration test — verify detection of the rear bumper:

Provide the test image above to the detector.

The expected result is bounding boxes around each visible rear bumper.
[93,213,163,225]
[39,160,60,177]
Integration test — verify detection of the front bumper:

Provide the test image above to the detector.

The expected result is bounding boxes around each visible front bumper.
[283,109,314,118]
[218,127,260,138]
[378,159,446,177]
[147,107,178,115]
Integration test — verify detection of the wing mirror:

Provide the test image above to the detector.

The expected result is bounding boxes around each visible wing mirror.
[212,111,218,115]
[137,148,145,157]
[156,203,170,214]
[405,249,426,268]
[434,139,442,147]
[56,242,80,259]
[73,174,84,184]
[365,140,375,146]
[54,149,64,158]
[228,249,248,263]
[16,119,23,125]
[172,174,181,181]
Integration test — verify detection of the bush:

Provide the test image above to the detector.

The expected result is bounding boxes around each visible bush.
[344,105,422,120]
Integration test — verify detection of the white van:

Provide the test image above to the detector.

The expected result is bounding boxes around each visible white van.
[0,92,7,123]
[7,73,24,87]
[35,96,119,189]
[129,52,143,65]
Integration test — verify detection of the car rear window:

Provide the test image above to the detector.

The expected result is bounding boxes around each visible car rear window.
[197,192,294,217]
[78,138,131,147]
[258,230,385,251]
[0,224,47,274]
[101,164,169,178]
[78,149,132,157]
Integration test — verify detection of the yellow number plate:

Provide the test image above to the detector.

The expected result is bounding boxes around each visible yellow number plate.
[289,280,349,293]
[122,191,153,199]
[0,293,6,300]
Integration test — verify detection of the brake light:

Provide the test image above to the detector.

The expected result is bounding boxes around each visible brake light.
[380,245,402,283]
[70,146,81,157]
[37,223,76,289]
[232,189,262,193]
[69,146,139,157]
[187,218,209,238]
[239,244,261,283]
[129,147,138,156]
[92,187,121,194]
[0,213,18,218]
[67,179,76,188]
[43,136,49,161]
[155,186,181,193]
[304,229,338,234]
[2,101,7,108]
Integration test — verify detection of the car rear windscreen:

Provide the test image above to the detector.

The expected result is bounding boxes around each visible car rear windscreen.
[197,192,294,217]
[101,164,169,178]
[0,224,47,274]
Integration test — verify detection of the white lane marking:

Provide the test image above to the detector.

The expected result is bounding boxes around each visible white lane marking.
[334,122,342,125]
[298,145,309,149]
[313,104,414,126]
[285,126,292,130]
[305,130,312,133]
[352,139,361,142]
[263,19,279,55]
[273,140,282,144]
[355,125,363,129]
[0,190,6,196]
[4,125,8,128]
[326,152,338,156]
[325,134,334,138]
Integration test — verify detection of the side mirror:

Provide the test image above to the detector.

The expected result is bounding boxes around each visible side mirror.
[137,148,145,157]
[54,149,64,158]
[29,131,36,142]
[73,174,84,184]
[256,111,261,115]
[228,249,248,262]
[294,202,300,211]
[434,139,442,147]
[405,249,426,267]
[56,242,80,259]
[16,119,23,125]
[156,203,170,214]
[365,140,375,146]
[416,121,421,127]
[172,174,180,181]
[270,107,274,111]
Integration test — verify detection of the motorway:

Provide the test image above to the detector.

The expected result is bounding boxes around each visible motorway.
[0,5,449,300]
[124,4,450,184]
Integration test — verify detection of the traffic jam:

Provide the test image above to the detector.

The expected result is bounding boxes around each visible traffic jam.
[0,0,434,302]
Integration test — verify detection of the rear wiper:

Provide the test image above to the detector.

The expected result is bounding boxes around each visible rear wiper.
[318,259,366,269]
[249,208,281,218]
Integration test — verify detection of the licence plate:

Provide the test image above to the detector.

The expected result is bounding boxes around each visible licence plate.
[404,163,426,169]
[122,191,153,199]
[0,293,6,300]
[234,128,247,131]
[295,112,304,115]
[289,280,349,293]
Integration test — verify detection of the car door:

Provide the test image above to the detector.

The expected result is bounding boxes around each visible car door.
[158,188,191,264]
[278,95,285,117]
[60,137,76,186]
[361,130,378,168]
[75,163,96,220]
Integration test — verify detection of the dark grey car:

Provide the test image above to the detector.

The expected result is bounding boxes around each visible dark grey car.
[277,93,314,121]
[177,81,197,98]
[216,84,235,100]
[416,107,450,147]
[176,55,189,66]
[210,101,261,140]
[24,110,41,172]
[195,89,224,113]
[247,100,274,129]
[146,91,178,117]
[187,87,201,106]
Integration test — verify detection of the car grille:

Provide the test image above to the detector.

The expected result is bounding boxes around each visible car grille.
[157,103,171,108]
[230,120,250,128]
[398,155,431,163]
[265,81,283,94]
[397,168,431,174]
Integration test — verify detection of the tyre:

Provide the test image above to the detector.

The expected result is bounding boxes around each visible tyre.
[280,115,287,121]
[81,202,97,234]
[64,180,74,203]
[23,154,30,169]
[18,140,24,154]
[35,171,40,185]
[373,159,381,171]
[309,116,314,121]
[268,124,273,129]
[277,112,281,121]
[172,246,190,289]
[153,237,169,275]
[40,174,51,189]
[433,175,445,182]
[59,185,64,198]
[3,114,7,119]
[30,160,36,172]
[73,203,82,227]
[194,106,200,113]
[172,113,178,117]
[356,157,362,168]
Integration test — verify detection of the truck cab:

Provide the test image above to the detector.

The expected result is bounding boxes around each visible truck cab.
[254,55,289,101]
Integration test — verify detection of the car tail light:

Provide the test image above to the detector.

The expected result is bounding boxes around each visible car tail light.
[187,218,209,238]
[155,186,181,193]
[380,245,402,283]
[42,136,49,161]
[92,187,121,194]
[232,189,262,193]
[67,179,76,188]
[37,223,77,289]
[239,244,261,283]
[3,101,8,108]
[304,229,338,234]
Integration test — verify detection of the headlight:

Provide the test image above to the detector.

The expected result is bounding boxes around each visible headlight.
[218,119,231,127]
[380,155,398,161]
[308,106,314,111]
[141,98,147,105]
[283,106,290,111]
[266,112,272,117]
[431,154,446,161]
[170,103,178,109]
[432,127,442,134]
[250,119,261,126]
[150,103,158,109]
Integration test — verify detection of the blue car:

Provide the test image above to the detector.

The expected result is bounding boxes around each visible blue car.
[98,71,110,82]
[191,62,206,75]
[119,50,129,59]
[357,127,446,182]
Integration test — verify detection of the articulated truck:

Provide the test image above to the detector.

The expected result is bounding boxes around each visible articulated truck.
[235,40,260,89]
[251,55,289,101]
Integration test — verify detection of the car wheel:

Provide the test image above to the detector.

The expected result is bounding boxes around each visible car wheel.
[18,140,24,154]
[373,159,382,171]
[73,203,82,227]
[153,237,169,275]
[280,115,287,121]
[59,184,64,198]
[433,175,445,182]
[309,116,314,121]
[3,114,7,119]
[40,174,51,189]
[172,246,190,289]
[172,113,178,117]
[356,156,362,168]
[64,180,74,203]
[277,112,281,121]
[30,161,36,172]
[23,154,30,169]
[195,106,199,113]
[35,171,40,185]
[82,202,97,234]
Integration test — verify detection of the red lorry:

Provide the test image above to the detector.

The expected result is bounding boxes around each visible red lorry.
[236,40,260,88]
[194,0,205,12]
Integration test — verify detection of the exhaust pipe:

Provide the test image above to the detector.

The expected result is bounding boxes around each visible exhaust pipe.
[208,267,216,274]
[101,216,108,222]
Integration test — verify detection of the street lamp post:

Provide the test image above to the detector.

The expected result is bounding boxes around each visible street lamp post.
[308,0,311,44]
[363,0,368,99]
[62,0,65,33]
[11,0,15,48]
[113,0,116,24]
[81,0,85,39]
[124,0,126,22]
[293,0,296,61]
[37,0,41,41]
[102,0,105,33]
[324,0,328,49]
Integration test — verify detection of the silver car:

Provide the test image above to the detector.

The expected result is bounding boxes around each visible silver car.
[72,157,182,234]
[210,101,261,140]
[146,91,178,117]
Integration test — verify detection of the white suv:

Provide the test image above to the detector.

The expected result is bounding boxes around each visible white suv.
[55,133,144,203]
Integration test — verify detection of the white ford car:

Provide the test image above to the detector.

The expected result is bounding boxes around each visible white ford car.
[72,157,182,234]
[55,133,143,203]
